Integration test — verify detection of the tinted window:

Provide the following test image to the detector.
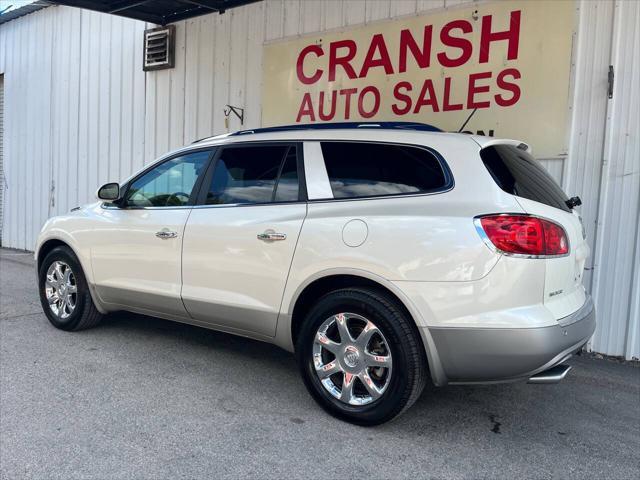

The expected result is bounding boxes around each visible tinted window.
[321,142,448,199]
[205,145,299,205]
[274,147,300,202]
[481,145,570,212]
[126,150,210,207]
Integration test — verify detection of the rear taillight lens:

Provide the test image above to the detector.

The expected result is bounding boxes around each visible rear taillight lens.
[476,215,569,256]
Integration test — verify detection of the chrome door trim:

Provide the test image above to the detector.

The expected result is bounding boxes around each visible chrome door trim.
[257,231,287,241]
[156,229,178,239]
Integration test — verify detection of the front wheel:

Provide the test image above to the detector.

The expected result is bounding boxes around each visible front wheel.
[38,246,104,331]
[296,288,428,425]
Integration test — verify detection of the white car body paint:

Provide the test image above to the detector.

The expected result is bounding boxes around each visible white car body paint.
[35,128,595,386]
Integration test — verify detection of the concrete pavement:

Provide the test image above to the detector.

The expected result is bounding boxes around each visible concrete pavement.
[1,248,639,479]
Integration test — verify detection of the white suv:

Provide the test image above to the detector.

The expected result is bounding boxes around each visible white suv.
[35,122,595,425]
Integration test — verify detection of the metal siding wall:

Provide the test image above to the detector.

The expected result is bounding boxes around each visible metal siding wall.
[0,0,637,358]
[0,74,4,244]
[48,8,146,219]
[539,159,564,186]
[564,0,615,293]
[144,0,469,155]
[629,229,640,359]
[590,0,640,359]
[0,12,54,251]
[0,6,147,250]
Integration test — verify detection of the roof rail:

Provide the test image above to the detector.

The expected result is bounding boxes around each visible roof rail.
[191,122,442,144]
[228,122,442,136]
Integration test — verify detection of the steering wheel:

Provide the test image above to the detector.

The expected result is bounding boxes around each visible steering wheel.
[166,192,190,206]
[128,191,154,207]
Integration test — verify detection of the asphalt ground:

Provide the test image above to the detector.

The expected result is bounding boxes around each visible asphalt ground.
[1,248,639,479]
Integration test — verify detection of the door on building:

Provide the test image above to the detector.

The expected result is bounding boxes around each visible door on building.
[181,143,307,337]
[90,148,213,317]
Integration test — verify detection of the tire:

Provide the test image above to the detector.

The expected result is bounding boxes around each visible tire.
[38,245,103,331]
[296,287,428,426]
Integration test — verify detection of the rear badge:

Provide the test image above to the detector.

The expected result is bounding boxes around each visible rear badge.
[549,289,564,297]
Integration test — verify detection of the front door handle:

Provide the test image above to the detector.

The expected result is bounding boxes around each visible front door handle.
[257,231,287,242]
[156,229,178,239]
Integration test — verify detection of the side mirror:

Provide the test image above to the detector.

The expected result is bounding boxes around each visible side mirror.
[97,182,120,201]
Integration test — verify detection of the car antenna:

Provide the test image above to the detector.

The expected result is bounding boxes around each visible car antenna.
[457,108,478,133]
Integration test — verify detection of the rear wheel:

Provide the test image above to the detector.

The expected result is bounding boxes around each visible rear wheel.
[296,288,427,425]
[38,246,103,331]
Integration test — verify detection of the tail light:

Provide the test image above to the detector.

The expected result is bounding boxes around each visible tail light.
[475,215,569,257]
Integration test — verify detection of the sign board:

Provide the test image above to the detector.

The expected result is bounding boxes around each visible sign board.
[262,0,575,158]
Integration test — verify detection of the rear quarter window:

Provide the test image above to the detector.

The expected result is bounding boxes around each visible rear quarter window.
[480,144,571,213]
[320,142,451,200]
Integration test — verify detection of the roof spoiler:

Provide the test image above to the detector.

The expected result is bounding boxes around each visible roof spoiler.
[472,138,532,154]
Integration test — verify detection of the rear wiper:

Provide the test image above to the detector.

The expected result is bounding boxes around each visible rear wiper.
[566,196,582,209]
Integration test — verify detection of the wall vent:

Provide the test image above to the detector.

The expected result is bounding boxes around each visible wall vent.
[143,25,175,71]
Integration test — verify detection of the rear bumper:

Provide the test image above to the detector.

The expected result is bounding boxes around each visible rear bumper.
[427,296,596,384]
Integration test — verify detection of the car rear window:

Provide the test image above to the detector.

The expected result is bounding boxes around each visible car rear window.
[320,142,450,200]
[480,144,571,212]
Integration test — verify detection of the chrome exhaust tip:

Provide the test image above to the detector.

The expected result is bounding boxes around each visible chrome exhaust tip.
[528,364,572,384]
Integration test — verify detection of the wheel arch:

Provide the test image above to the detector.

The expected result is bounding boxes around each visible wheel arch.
[37,238,71,272]
[36,236,108,315]
[284,269,447,386]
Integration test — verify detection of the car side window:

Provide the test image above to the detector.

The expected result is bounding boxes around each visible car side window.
[125,150,211,207]
[205,145,299,205]
[320,142,449,199]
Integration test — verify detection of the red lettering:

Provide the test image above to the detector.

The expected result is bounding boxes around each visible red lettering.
[413,79,439,113]
[359,34,394,78]
[358,86,380,118]
[467,71,492,109]
[318,91,337,121]
[296,93,316,122]
[399,26,432,73]
[329,40,358,81]
[480,11,521,63]
[443,77,463,111]
[495,68,521,106]
[339,88,358,119]
[296,44,324,85]
[392,81,413,115]
[437,20,473,68]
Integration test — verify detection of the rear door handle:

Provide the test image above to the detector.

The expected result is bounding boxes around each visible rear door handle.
[156,229,178,239]
[257,231,287,242]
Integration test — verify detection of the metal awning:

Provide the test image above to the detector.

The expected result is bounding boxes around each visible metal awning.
[0,2,51,25]
[48,0,261,25]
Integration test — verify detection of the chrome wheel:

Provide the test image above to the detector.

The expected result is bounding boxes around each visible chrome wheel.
[313,313,393,406]
[44,261,77,319]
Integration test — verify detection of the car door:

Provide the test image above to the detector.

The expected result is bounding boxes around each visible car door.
[90,149,213,317]
[181,142,307,337]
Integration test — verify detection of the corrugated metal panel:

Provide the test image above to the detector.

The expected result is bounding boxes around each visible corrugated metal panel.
[0,6,146,249]
[539,158,564,185]
[146,0,473,155]
[629,230,640,359]
[0,74,4,245]
[0,2,50,25]
[564,0,615,293]
[0,11,54,250]
[47,8,147,218]
[590,0,640,359]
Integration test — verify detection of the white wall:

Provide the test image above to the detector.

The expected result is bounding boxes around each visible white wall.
[0,6,147,250]
[0,0,637,359]
[589,0,640,359]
